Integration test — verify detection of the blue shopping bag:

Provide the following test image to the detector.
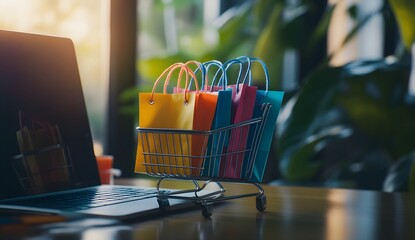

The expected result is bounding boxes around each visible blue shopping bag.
[199,60,233,177]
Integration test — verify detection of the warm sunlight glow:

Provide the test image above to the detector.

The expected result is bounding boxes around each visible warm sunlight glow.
[0,0,110,152]
[328,0,384,66]
[325,190,351,240]
[325,190,377,240]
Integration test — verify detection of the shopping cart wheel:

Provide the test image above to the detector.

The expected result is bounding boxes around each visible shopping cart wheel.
[256,195,267,212]
[201,203,213,218]
[157,197,170,209]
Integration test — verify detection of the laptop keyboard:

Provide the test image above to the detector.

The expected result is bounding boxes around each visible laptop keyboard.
[8,186,168,211]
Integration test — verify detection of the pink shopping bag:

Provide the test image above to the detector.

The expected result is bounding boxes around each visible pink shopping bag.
[219,59,257,179]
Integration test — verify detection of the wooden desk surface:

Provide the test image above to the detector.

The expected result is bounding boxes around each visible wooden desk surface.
[118,178,414,240]
[2,178,414,239]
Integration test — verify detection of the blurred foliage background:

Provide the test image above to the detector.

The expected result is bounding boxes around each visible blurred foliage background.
[124,0,415,192]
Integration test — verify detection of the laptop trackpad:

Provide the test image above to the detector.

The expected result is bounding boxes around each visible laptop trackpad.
[79,197,193,218]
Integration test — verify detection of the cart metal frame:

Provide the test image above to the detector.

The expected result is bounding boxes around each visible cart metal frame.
[137,104,271,217]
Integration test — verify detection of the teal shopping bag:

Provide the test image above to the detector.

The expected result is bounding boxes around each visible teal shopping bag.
[239,57,284,182]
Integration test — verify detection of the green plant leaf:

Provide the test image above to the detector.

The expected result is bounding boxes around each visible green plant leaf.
[252,3,285,90]
[279,124,354,181]
[254,0,284,27]
[212,2,254,60]
[307,4,336,57]
[277,58,415,183]
[279,138,322,181]
[278,66,343,152]
[388,0,415,49]
[383,152,415,192]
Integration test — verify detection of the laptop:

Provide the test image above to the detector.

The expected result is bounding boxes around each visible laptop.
[0,30,197,219]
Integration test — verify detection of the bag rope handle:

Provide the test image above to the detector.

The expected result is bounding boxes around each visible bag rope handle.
[202,60,228,91]
[222,58,249,93]
[177,60,205,91]
[150,62,199,105]
[241,57,270,97]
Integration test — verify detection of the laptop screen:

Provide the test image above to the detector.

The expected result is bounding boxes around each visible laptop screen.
[0,30,100,200]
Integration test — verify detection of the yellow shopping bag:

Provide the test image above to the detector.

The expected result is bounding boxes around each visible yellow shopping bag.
[135,63,201,176]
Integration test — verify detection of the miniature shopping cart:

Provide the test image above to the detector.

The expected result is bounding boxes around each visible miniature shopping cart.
[137,104,271,217]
